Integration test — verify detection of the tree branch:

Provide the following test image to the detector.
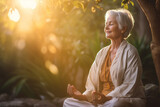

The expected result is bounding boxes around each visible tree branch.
[136,0,156,19]
[136,0,160,43]
[156,0,160,14]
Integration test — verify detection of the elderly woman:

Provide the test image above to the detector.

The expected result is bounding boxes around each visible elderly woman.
[63,8,146,107]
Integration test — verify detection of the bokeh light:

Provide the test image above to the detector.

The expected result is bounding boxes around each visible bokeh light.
[49,33,61,49]
[41,46,47,54]
[14,39,26,50]
[48,45,57,54]
[45,60,59,75]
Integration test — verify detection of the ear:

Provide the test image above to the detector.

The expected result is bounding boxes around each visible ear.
[121,26,127,34]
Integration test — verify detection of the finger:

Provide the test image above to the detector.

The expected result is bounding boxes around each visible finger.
[92,92,98,102]
[71,85,74,91]
[68,85,73,96]
[92,94,95,101]
[95,93,103,100]
[94,92,103,98]
[91,91,96,98]
[93,92,103,102]
[67,84,70,94]
[93,92,101,95]
[70,86,74,96]
[97,95,102,101]
[71,85,77,97]
[72,85,76,91]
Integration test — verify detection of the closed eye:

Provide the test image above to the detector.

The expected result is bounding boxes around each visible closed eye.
[109,22,114,25]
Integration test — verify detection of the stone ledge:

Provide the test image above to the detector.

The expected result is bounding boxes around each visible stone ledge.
[0,83,160,107]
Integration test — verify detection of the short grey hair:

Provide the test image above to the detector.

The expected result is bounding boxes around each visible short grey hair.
[105,8,134,38]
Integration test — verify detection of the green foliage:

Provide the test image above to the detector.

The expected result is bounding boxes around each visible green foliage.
[12,78,27,97]
[121,0,134,9]
[0,76,23,92]
[127,36,152,66]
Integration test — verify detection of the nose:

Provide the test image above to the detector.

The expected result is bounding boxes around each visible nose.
[104,24,108,32]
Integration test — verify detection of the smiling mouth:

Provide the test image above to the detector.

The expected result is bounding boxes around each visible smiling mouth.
[106,31,111,33]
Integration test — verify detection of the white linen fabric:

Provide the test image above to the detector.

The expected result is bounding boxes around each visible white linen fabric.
[63,40,146,107]
[63,97,146,107]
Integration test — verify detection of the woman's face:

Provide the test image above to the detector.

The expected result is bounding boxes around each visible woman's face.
[104,15,123,40]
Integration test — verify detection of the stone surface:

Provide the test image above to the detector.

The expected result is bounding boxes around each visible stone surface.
[0,97,58,107]
[52,97,66,107]
[145,83,159,97]
[0,100,27,107]
[145,84,160,107]
[34,100,56,107]
[0,93,9,102]
[1,84,160,107]
[14,98,40,107]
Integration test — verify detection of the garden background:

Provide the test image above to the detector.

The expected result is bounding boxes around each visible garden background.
[0,0,158,103]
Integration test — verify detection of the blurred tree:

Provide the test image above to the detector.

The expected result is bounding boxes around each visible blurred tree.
[134,0,160,86]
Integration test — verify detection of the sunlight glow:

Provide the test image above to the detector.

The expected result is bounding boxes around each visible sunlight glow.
[19,0,37,9]
[8,8,20,22]
[15,39,26,50]
[45,60,58,75]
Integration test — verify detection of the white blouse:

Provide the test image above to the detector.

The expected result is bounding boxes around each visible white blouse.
[83,40,145,102]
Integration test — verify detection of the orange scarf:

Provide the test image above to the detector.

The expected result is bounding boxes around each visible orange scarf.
[100,48,115,95]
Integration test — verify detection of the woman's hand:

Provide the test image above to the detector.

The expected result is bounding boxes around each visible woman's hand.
[92,91,112,104]
[67,84,87,101]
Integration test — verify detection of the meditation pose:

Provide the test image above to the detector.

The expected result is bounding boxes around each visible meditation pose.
[63,8,146,107]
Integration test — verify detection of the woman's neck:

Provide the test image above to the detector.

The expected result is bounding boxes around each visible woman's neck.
[110,38,124,51]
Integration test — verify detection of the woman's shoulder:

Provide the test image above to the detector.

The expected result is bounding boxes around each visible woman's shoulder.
[125,41,139,56]
[96,46,109,58]
[96,46,110,57]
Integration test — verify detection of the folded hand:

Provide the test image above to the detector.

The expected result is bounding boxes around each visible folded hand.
[92,91,112,104]
[67,84,82,99]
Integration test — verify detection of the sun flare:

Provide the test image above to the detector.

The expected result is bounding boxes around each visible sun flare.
[8,8,20,22]
[19,0,37,9]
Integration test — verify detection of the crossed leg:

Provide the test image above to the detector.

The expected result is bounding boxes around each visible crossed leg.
[63,97,146,107]
[63,98,95,107]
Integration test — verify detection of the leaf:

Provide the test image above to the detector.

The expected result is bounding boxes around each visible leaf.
[124,4,128,9]
[121,2,124,7]
[62,1,74,13]
[46,91,55,98]
[13,79,27,96]
[95,0,102,4]
[73,1,86,12]
[130,1,134,6]
[122,0,129,4]
[91,6,96,13]
[0,75,22,91]
[95,5,101,9]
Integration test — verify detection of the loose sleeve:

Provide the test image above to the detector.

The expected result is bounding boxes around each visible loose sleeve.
[82,48,105,102]
[82,61,97,102]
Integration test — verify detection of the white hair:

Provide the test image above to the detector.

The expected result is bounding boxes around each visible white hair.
[105,8,134,38]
